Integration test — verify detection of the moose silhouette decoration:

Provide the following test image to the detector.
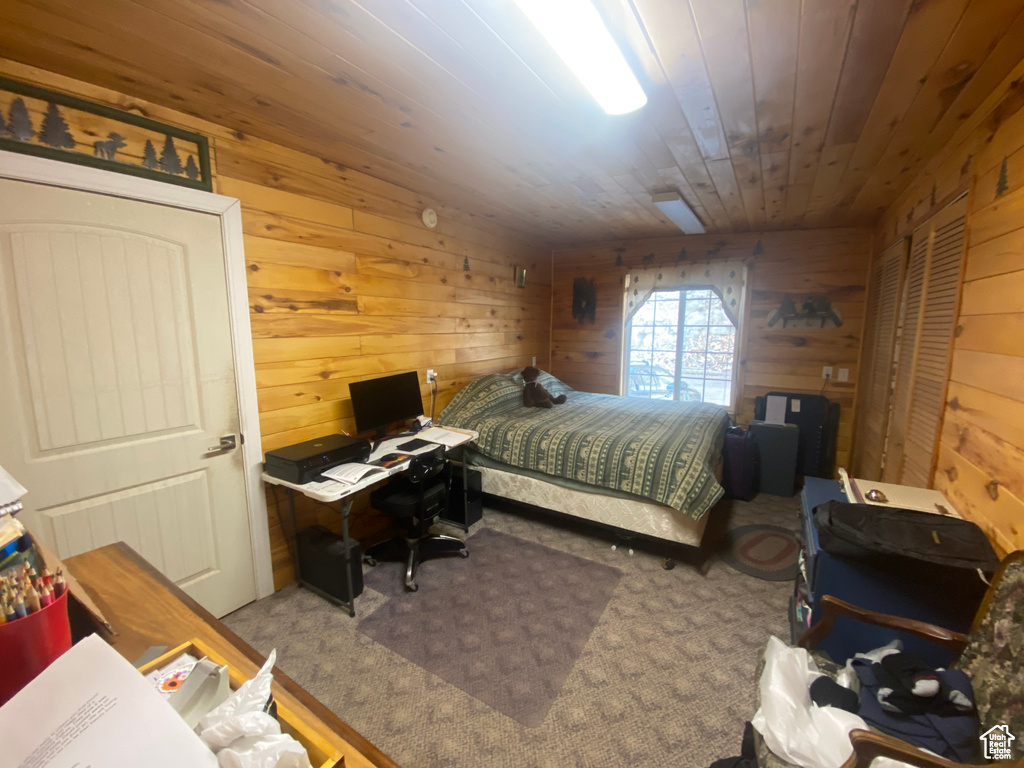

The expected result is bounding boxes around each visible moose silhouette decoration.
[93,132,126,161]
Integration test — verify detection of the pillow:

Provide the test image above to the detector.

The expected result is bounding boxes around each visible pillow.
[439,373,523,424]
[504,367,574,395]
[536,370,574,396]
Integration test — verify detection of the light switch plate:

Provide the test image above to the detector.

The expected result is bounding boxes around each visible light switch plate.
[838,368,849,382]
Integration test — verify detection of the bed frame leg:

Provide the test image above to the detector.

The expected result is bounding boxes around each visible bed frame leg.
[665,539,713,574]
[695,540,714,575]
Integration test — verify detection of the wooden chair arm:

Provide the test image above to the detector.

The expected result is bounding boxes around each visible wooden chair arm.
[797,595,969,653]
[840,729,1000,768]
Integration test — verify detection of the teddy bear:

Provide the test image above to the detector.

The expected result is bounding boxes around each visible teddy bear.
[522,366,567,409]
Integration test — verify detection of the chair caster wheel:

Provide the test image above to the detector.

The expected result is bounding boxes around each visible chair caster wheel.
[406,582,418,592]
[662,558,676,570]
[364,556,377,567]
[459,549,469,558]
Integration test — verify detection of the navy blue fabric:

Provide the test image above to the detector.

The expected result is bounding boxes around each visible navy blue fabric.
[852,659,979,762]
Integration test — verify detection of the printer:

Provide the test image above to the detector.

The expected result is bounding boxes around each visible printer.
[264,434,371,484]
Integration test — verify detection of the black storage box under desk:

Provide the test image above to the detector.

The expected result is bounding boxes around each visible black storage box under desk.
[444,468,483,527]
[296,525,364,602]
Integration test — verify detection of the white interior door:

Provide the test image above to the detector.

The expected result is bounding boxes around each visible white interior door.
[0,179,256,617]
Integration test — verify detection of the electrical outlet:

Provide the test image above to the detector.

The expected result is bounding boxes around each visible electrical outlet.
[822,366,833,380]
[426,369,437,382]
[838,368,849,382]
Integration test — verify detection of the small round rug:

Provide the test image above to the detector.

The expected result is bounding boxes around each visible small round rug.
[717,525,799,581]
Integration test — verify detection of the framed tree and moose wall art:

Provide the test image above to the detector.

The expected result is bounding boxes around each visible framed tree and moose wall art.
[0,76,211,191]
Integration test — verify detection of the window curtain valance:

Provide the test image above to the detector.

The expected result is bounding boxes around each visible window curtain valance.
[625,260,749,327]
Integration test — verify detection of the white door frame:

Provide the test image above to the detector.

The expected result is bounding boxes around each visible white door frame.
[0,150,274,601]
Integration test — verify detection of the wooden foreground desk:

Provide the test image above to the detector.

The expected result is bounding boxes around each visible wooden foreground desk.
[65,542,399,768]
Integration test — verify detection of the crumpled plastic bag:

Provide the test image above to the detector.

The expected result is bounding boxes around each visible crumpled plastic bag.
[751,636,915,768]
[216,735,313,768]
[196,650,313,768]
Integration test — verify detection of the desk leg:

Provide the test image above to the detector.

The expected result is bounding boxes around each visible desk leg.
[286,488,301,584]
[338,497,355,618]
[460,453,470,534]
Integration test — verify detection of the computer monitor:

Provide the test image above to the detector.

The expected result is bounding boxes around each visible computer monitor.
[349,371,424,439]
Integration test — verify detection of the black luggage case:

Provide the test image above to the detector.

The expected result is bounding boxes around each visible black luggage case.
[722,426,760,501]
[813,501,999,569]
[813,501,999,616]
[754,392,840,478]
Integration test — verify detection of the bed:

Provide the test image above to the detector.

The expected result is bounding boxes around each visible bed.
[438,371,731,567]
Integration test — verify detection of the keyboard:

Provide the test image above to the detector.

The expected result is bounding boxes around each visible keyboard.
[397,438,431,451]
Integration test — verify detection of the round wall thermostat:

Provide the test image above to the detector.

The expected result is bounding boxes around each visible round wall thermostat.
[421,208,438,229]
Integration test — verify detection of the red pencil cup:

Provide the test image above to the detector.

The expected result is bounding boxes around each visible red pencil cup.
[0,590,72,706]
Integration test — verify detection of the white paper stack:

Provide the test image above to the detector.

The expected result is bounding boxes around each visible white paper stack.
[1,634,218,768]
[764,395,788,425]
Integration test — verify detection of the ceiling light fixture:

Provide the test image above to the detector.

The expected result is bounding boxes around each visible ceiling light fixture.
[513,0,647,115]
[652,192,705,234]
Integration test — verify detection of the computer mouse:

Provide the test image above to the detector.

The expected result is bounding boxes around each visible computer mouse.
[380,453,400,462]
[865,488,888,503]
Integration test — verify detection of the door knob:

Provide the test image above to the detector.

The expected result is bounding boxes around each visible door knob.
[206,435,237,453]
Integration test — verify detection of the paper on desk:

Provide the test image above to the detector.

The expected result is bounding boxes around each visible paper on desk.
[320,462,387,485]
[764,395,788,425]
[2,634,217,768]
[418,426,473,448]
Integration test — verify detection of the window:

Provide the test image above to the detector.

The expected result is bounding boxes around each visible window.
[626,289,736,407]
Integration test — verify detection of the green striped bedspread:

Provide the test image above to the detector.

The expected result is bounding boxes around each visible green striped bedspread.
[439,373,730,520]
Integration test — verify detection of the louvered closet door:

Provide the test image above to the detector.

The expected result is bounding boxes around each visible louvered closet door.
[852,240,906,479]
[882,230,929,482]
[882,196,968,486]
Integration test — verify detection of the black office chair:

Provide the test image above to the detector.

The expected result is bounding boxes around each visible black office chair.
[366,448,468,591]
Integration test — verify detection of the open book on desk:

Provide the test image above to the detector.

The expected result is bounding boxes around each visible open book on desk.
[321,462,389,485]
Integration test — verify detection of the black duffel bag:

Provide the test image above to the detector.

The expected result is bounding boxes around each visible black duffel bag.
[813,501,999,581]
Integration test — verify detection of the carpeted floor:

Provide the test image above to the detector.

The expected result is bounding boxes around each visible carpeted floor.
[224,493,801,768]
[360,527,623,728]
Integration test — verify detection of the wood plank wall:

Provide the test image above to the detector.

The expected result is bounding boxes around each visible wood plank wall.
[872,58,1024,556]
[0,59,553,590]
[550,229,871,470]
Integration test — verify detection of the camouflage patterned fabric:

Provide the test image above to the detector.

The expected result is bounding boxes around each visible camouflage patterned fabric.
[954,554,1024,735]
[439,372,729,519]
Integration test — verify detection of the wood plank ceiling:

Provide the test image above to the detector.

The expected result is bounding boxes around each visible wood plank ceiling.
[2,0,1023,243]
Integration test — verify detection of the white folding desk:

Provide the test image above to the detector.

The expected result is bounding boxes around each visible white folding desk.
[262,428,477,616]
